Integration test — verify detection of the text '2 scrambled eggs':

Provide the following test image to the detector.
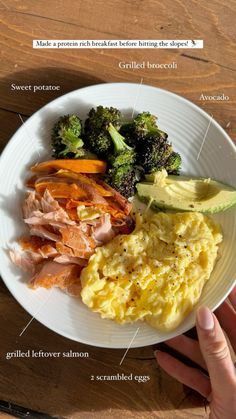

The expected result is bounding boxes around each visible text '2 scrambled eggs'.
[81,212,222,331]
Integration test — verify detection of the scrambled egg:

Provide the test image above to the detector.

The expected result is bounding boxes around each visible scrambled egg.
[80,212,222,331]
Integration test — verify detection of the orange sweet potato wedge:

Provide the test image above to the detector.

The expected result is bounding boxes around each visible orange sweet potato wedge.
[35,181,88,200]
[31,159,107,174]
[54,170,112,196]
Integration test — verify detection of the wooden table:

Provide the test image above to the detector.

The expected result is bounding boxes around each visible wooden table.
[0,1,235,418]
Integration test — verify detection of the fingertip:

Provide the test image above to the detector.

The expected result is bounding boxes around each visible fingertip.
[196,306,214,331]
[154,349,166,361]
[154,349,160,358]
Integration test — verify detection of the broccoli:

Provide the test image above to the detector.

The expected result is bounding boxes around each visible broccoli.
[133,112,168,141]
[136,135,173,173]
[104,123,139,196]
[107,123,136,167]
[120,112,181,175]
[105,165,141,198]
[120,112,168,146]
[84,106,121,157]
[165,152,182,174]
[119,122,136,147]
[52,114,85,158]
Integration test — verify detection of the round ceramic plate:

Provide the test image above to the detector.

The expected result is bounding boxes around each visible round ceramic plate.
[0,83,236,348]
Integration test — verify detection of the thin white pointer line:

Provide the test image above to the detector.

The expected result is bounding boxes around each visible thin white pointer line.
[18,113,26,125]
[131,78,143,118]
[19,289,54,337]
[119,327,140,366]
[197,114,213,160]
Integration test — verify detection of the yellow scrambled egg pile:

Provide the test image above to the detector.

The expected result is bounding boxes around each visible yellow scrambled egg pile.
[81,212,222,331]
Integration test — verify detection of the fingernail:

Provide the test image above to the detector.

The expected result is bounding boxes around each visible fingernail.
[154,349,161,357]
[197,306,214,330]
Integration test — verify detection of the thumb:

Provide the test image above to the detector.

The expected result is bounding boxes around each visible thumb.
[196,306,236,399]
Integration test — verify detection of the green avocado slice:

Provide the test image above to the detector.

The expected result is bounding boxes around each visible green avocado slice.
[136,175,236,213]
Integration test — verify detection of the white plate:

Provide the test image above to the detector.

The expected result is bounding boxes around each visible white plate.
[0,83,236,348]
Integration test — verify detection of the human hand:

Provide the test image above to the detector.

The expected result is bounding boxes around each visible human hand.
[155,286,236,419]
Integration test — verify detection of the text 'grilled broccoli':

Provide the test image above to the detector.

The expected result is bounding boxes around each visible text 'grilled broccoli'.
[52,114,85,158]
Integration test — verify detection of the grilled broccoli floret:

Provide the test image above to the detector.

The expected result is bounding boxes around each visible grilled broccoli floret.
[84,106,121,157]
[134,111,168,140]
[122,112,180,174]
[107,123,136,167]
[136,135,173,173]
[105,165,141,198]
[165,152,182,174]
[51,115,85,158]
[119,122,136,147]
[119,112,168,146]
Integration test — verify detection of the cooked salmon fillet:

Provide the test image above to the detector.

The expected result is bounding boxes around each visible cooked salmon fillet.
[11,170,134,294]
[29,261,82,295]
[29,225,60,241]
[18,236,58,263]
[91,214,115,243]
[9,250,36,273]
[59,225,96,258]
[19,235,51,252]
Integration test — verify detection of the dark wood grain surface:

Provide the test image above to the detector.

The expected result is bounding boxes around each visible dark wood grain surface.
[0,1,235,418]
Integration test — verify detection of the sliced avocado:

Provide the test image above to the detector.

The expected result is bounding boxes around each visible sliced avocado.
[137,175,236,213]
